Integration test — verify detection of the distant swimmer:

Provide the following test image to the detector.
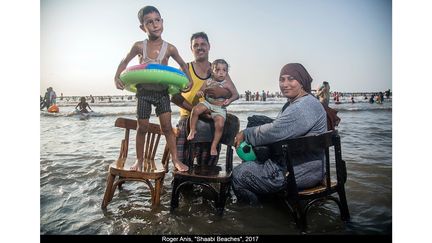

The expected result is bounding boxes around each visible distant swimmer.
[75,97,93,113]
[334,92,341,104]
[376,93,382,104]
[42,87,57,111]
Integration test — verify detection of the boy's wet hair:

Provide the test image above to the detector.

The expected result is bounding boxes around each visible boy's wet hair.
[138,6,160,24]
[212,59,229,72]
[190,32,209,44]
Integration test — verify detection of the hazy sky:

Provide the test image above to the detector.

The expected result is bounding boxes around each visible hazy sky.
[41,0,391,96]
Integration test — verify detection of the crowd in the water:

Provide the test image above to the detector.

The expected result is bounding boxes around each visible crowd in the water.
[41,88,391,106]
[242,89,392,103]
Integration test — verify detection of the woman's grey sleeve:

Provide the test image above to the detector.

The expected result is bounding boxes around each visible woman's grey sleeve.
[243,105,312,146]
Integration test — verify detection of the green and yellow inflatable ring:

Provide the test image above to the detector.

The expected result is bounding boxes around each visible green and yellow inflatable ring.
[120,63,188,94]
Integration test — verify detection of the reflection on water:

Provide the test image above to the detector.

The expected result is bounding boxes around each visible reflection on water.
[40,99,391,234]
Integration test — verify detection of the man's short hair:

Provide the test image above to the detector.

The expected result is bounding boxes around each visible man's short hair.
[190,32,209,44]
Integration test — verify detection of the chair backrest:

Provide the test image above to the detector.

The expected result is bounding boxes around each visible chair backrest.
[115,117,169,172]
[272,130,346,197]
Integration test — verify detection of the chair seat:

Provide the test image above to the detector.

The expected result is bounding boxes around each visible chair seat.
[173,165,232,183]
[298,181,337,196]
[109,158,166,179]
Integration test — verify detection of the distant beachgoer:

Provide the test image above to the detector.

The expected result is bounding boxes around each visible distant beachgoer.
[187,59,239,162]
[75,97,93,113]
[379,92,384,103]
[40,95,47,110]
[385,89,391,99]
[261,90,266,101]
[315,82,339,130]
[43,89,51,110]
[90,95,95,103]
[376,93,382,104]
[232,63,327,205]
[369,94,375,104]
[336,93,340,103]
[350,96,355,103]
[43,87,55,110]
[48,87,57,105]
[316,81,330,106]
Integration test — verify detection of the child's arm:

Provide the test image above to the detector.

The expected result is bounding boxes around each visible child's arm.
[222,74,239,106]
[168,45,193,92]
[114,42,141,90]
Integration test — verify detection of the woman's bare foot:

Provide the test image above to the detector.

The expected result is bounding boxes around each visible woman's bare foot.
[130,159,143,171]
[173,159,189,172]
[187,130,196,141]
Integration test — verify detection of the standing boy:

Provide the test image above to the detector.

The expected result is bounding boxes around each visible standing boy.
[114,6,192,172]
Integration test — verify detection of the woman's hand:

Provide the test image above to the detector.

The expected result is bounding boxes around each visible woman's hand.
[234,131,245,148]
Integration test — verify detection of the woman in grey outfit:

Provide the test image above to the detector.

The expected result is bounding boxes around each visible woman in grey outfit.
[232,63,327,204]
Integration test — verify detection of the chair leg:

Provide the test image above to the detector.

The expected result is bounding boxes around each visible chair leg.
[170,178,181,212]
[215,182,230,216]
[337,187,350,221]
[118,177,125,190]
[298,213,307,233]
[153,178,163,206]
[290,201,307,232]
[101,174,116,209]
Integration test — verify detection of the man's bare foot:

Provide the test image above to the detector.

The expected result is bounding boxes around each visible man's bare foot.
[173,159,189,172]
[187,130,196,141]
[130,159,143,171]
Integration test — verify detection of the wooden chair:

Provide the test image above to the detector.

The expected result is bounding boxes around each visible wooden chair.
[269,130,350,231]
[170,113,240,215]
[101,117,170,209]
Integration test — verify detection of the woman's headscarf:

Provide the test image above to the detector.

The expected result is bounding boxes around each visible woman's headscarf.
[280,63,313,93]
